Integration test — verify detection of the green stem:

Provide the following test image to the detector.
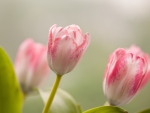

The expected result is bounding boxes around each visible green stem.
[78,104,82,113]
[42,75,62,113]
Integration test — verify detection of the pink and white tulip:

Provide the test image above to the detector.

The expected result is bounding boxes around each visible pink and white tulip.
[15,39,50,93]
[47,24,90,75]
[103,48,148,106]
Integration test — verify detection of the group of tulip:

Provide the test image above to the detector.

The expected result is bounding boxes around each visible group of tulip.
[15,24,90,113]
[14,24,150,113]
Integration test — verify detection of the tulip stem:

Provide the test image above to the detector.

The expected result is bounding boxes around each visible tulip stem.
[42,75,62,113]
[104,101,110,106]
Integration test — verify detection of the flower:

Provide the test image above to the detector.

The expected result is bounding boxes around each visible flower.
[15,39,50,94]
[47,24,90,75]
[103,48,148,106]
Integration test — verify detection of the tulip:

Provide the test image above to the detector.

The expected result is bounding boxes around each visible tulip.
[42,24,90,113]
[103,48,148,106]
[47,24,90,75]
[15,39,50,94]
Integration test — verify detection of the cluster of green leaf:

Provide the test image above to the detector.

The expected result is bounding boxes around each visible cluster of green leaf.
[0,47,150,113]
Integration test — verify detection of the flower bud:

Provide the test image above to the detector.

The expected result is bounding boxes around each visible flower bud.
[15,39,50,94]
[103,48,148,106]
[47,24,90,75]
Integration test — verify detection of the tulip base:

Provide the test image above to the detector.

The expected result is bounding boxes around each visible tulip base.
[42,75,62,113]
[104,101,110,106]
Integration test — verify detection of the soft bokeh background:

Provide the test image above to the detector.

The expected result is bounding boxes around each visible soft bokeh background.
[1,0,150,113]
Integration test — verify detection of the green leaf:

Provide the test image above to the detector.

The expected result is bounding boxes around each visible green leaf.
[137,108,150,113]
[83,106,128,113]
[39,88,82,113]
[0,47,23,113]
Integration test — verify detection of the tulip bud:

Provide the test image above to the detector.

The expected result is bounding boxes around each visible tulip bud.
[47,24,90,75]
[103,48,148,106]
[15,39,50,94]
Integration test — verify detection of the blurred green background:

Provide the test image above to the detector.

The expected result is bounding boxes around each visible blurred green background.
[0,0,150,113]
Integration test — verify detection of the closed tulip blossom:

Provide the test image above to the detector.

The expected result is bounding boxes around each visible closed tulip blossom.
[42,25,90,113]
[47,24,90,75]
[15,39,50,94]
[103,48,148,106]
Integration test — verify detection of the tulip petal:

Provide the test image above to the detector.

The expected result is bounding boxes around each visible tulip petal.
[117,57,145,105]
[67,30,83,46]
[65,24,82,33]
[48,24,57,53]
[48,35,77,75]
[105,53,129,105]
[68,33,90,72]
[54,27,67,39]
[26,44,48,88]
[105,48,126,86]
[15,39,34,84]
[103,48,126,96]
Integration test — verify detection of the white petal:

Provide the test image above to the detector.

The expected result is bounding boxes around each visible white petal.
[49,35,77,75]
